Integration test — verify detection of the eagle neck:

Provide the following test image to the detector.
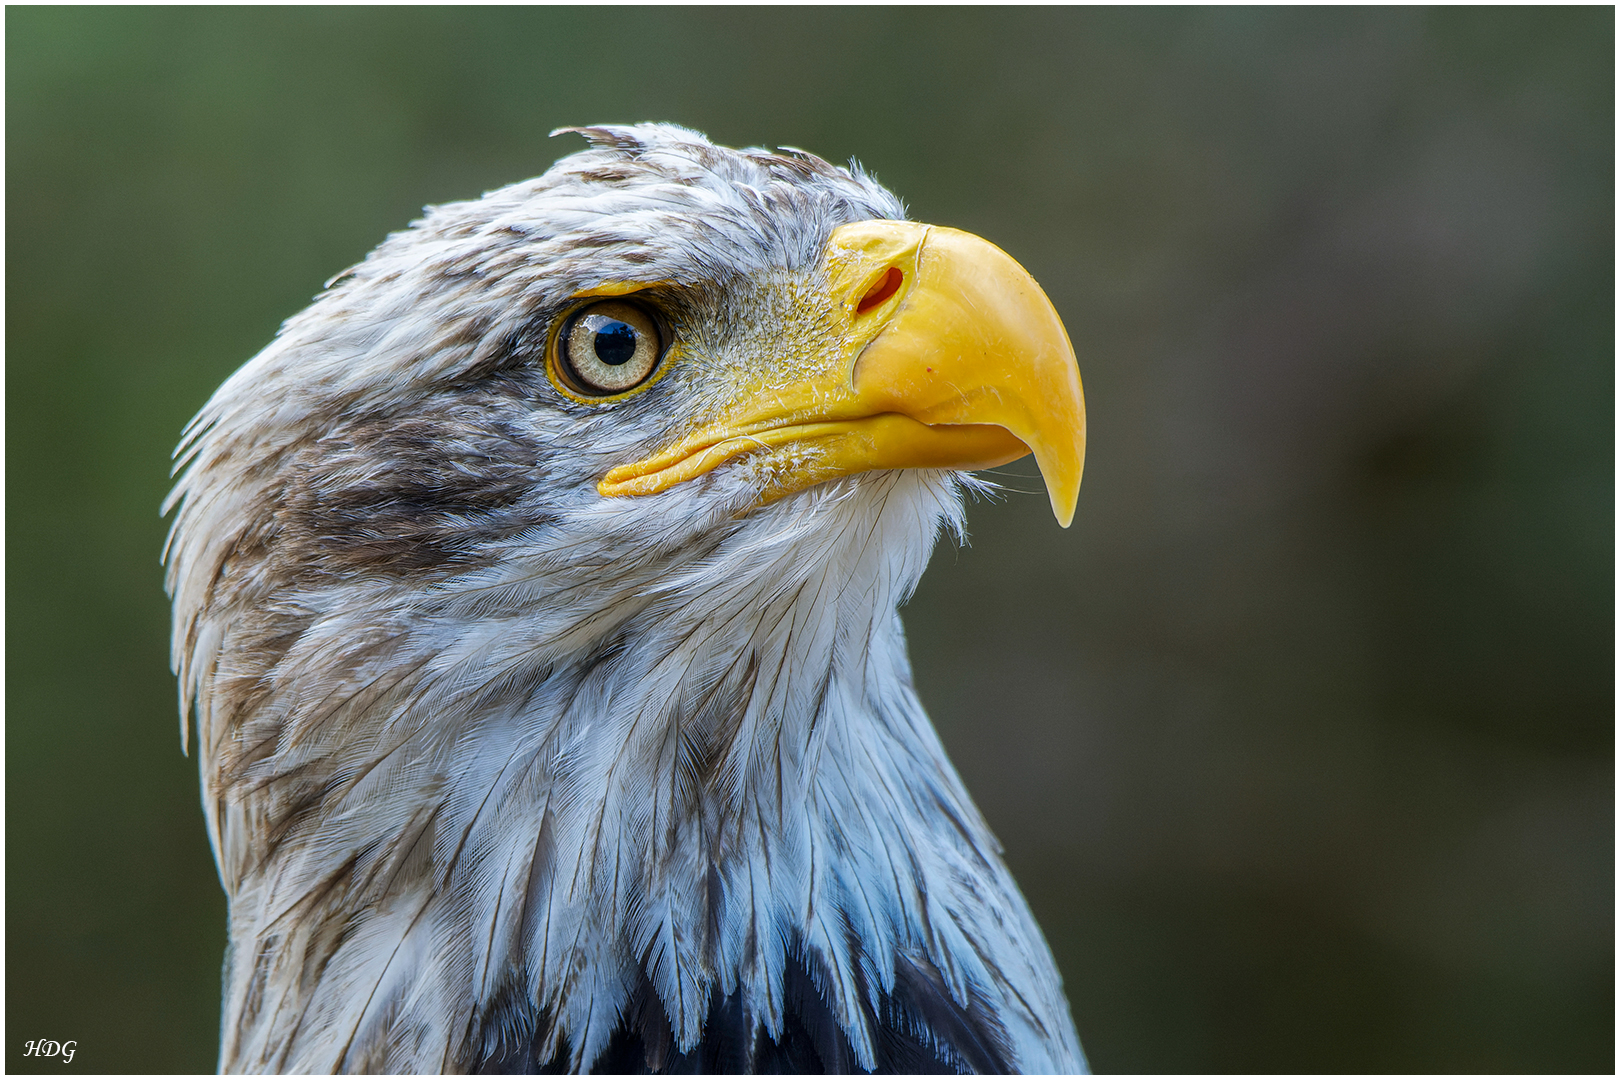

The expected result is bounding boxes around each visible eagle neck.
[515,476,1079,1072]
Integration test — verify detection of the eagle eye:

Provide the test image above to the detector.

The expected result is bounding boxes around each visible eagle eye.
[556,299,664,396]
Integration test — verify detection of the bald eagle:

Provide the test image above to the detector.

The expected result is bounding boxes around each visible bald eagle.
[165,124,1087,1074]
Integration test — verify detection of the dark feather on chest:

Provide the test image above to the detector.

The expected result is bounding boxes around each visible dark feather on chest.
[474,948,1012,1074]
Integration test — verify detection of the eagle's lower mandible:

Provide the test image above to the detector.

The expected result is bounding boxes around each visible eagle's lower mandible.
[165,123,1088,1074]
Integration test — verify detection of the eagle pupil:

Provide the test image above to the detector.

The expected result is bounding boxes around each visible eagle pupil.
[594,322,637,366]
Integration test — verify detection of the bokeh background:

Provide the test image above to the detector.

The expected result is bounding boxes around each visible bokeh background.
[8,7,1612,1073]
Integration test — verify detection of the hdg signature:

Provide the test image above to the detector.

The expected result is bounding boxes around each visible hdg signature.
[22,1039,77,1063]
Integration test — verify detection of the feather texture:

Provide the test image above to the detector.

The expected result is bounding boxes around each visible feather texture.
[166,124,1085,1074]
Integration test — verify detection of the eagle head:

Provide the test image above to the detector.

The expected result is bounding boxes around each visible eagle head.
[166,123,1087,1074]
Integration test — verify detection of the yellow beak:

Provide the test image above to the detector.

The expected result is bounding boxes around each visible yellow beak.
[598,220,1087,526]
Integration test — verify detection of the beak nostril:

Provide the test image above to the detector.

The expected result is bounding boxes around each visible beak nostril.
[856,266,904,314]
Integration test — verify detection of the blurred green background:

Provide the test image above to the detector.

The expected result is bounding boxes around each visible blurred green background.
[7,7,1612,1073]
